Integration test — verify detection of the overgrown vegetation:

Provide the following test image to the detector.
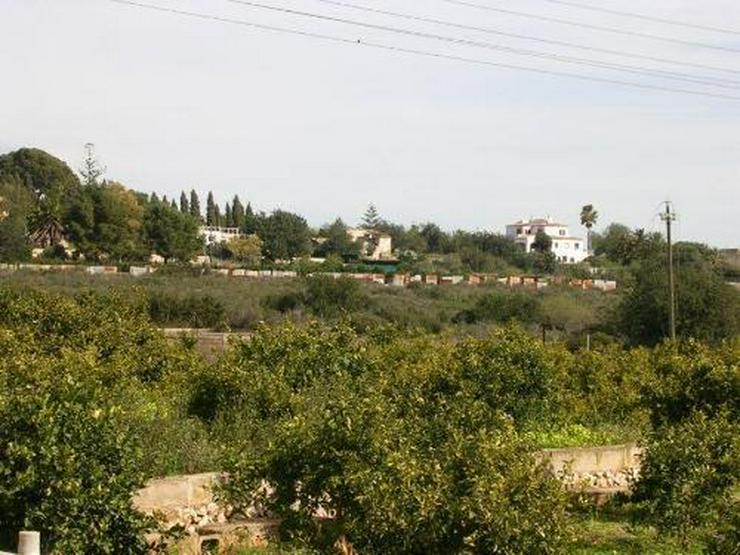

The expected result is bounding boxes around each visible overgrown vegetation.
[0,233,737,553]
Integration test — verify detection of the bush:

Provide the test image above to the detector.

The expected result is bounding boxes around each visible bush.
[148,292,227,329]
[0,343,151,553]
[217,323,573,553]
[631,410,740,546]
[304,276,368,317]
[455,290,541,324]
[640,340,739,428]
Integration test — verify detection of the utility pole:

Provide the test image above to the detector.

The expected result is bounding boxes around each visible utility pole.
[659,202,677,341]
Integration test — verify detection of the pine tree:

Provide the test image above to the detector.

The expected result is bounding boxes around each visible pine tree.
[214,204,222,227]
[190,190,201,221]
[206,191,216,226]
[180,191,189,213]
[149,192,159,204]
[170,199,177,210]
[362,203,381,229]
[232,195,245,229]
[80,142,105,187]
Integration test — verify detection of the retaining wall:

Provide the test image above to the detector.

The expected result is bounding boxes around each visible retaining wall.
[537,443,641,474]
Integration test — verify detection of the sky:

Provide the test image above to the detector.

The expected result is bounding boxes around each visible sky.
[1,0,739,246]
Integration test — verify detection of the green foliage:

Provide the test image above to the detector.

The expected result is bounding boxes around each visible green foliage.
[304,276,368,317]
[455,290,541,324]
[258,210,312,261]
[0,288,213,551]
[144,200,204,263]
[148,292,227,329]
[0,147,80,200]
[314,218,360,259]
[0,348,151,553]
[225,234,264,264]
[620,244,739,345]
[213,324,573,553]
[0,177,33,261]
[631,411,740,545]
[361,203,381,229]
[639,340,739,428]
[531,229,553,253]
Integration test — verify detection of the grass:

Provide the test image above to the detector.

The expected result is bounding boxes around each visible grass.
[573,517,702,554]
[0,268,620,338]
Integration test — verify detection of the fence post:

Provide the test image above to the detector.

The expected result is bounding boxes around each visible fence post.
[17,532,40,555]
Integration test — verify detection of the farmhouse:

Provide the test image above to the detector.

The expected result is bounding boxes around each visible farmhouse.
[506,217,587,264]
[199,226,242,247]
[347,228,393,261]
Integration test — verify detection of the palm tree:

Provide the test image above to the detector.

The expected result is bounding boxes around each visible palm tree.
[580,204,599,254]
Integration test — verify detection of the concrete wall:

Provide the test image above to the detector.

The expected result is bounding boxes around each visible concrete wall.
[133,472,220,522]
[136,444,641,521]
[537,443,641,474]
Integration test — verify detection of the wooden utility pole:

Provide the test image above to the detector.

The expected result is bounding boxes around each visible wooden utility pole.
[659,202,677,341]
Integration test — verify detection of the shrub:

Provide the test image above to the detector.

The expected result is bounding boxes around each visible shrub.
[640,340,739,428]
[455,290,541,324]
[148,292,227,329]
[218,323,572,553]
[631,410,740,547]
[304,276,368,317]
[0,344,152,553]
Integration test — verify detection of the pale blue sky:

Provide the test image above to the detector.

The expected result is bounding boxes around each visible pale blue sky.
[1,0,739,246]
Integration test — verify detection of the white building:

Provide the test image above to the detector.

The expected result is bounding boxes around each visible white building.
[347,228,393,260]
[199,226,242,247]
[505,217,587,264]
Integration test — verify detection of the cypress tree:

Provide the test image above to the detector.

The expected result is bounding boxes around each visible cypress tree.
[190,190,201,221]
[232,195,245,229]
[206,191,216,226]
[224,202,233,228]
[180,191,189,213]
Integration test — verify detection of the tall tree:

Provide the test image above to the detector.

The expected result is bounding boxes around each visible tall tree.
[361,203,381,230]
[580,204,599,253]
[232,195,245,229]
[315,218,361,259]
[179,191,189,214]
[0,177,33,261]
[206,191,216,226]
[260,209,312,261]
[189,189,201,221]
[0,148,83,248]
[224,202,233,228]
[79,143,105,187]
[88,181,146,261]
[144,202,203,263]
[619,244,739,345]
[243,203,258,234]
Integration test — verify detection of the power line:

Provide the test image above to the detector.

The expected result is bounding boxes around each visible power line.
[107,0,740,101]
[537,0,740,37]
[306,0,740,87]
[220,0,740,90]
[309,0,740,77]
[440,0,740,54]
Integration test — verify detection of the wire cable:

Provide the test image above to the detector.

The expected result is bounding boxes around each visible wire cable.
[107,0,740,101]
[440,0,740,54]
[220,0,740,89]
[537,0,740,37]
[306,0,740,86]
[309,0,740,77]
